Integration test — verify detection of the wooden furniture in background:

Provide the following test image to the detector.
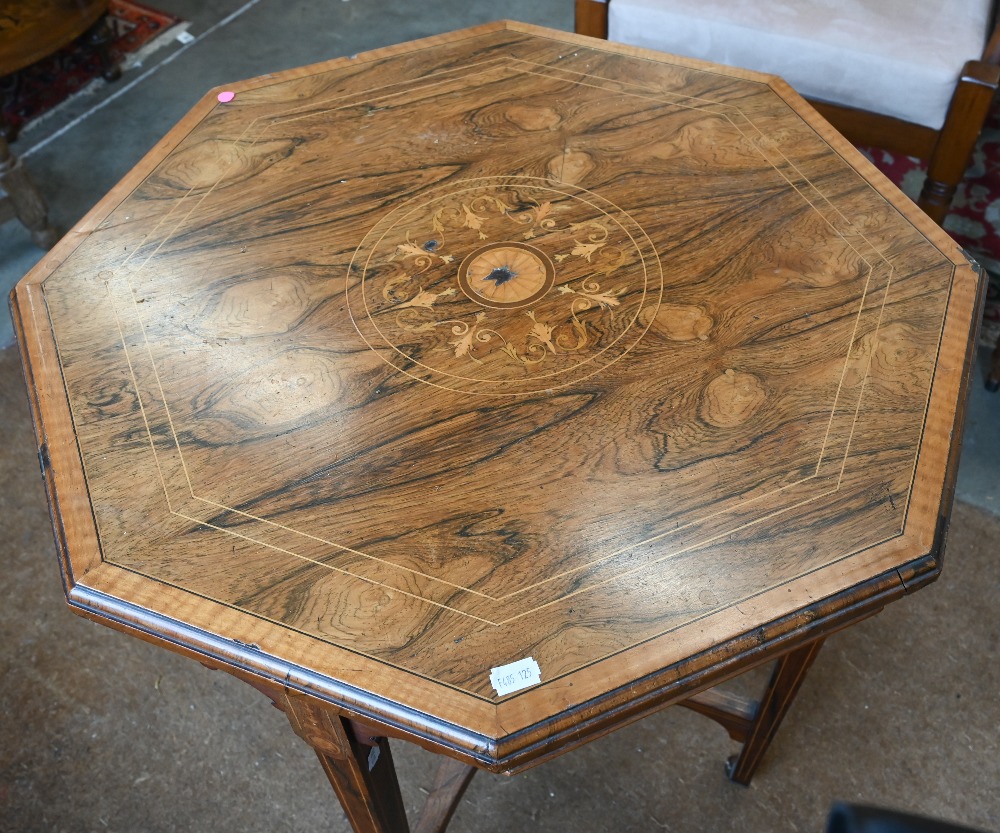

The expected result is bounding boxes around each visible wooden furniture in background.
[11,21,984,833]
[0,135,57,247]
[574,0,1000,227]
[0,0,121,141]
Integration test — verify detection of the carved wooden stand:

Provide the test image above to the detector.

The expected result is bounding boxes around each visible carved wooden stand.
[240,638,827,833]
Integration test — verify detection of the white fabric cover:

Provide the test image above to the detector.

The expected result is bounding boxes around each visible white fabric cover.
[608,0,994,129]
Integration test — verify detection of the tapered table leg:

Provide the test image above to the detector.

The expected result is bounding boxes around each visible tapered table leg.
[239,676,475,833]
[282,690,410,833]
[725,637,826,785]
[413,756,477,833]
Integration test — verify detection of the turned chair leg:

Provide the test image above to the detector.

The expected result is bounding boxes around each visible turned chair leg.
[0,136,58,249]
[918,60,1000,224]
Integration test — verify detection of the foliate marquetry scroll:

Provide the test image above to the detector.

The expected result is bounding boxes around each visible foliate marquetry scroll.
[347,176,663,395]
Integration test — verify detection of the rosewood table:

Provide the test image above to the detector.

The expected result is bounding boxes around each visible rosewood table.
[10,21,984,833]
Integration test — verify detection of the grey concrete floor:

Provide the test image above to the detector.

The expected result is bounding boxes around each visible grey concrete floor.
[1,2,999,832]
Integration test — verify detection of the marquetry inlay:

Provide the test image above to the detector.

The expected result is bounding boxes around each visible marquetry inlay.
[349,177,659,394]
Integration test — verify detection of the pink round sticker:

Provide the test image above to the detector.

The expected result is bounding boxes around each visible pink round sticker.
[217,91,235,103]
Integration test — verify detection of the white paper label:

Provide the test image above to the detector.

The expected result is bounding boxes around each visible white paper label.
[490,657,541,696]
[175,30,196,44]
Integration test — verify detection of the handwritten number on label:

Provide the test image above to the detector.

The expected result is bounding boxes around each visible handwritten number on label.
[490,657,541,696]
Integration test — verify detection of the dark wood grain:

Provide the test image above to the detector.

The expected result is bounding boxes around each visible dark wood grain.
[10,17,982,805]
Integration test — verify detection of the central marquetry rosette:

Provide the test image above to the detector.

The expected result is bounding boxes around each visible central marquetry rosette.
[348,177,661,394]
[457,242,555,309]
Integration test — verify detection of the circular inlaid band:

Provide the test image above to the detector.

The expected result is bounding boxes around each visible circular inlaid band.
[457,242,555,309]
[347,176,663,395]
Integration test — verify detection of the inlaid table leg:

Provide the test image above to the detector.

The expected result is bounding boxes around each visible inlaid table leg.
[413,756,477,833]
[725,637,826,785]
[281,691,410,833]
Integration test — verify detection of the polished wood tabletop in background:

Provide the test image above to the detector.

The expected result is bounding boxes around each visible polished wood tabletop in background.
[10,21,983,833]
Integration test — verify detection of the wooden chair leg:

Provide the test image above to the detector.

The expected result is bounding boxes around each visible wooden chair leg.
[919,59,1000,224]
[282,691,410,833]
[575,0,609,38]
[0,136,58,249]
[725,638,825,785]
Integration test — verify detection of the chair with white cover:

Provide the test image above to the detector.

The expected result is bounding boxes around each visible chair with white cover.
[574,0,1000,227]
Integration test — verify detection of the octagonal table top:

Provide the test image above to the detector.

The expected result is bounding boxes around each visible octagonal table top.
[11,21,983,772]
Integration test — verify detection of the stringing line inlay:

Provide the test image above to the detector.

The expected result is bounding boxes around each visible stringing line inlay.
[51,52,940,699]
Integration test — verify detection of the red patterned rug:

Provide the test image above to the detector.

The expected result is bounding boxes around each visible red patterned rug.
[860,110,1000,349]
[1,0,185,137]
